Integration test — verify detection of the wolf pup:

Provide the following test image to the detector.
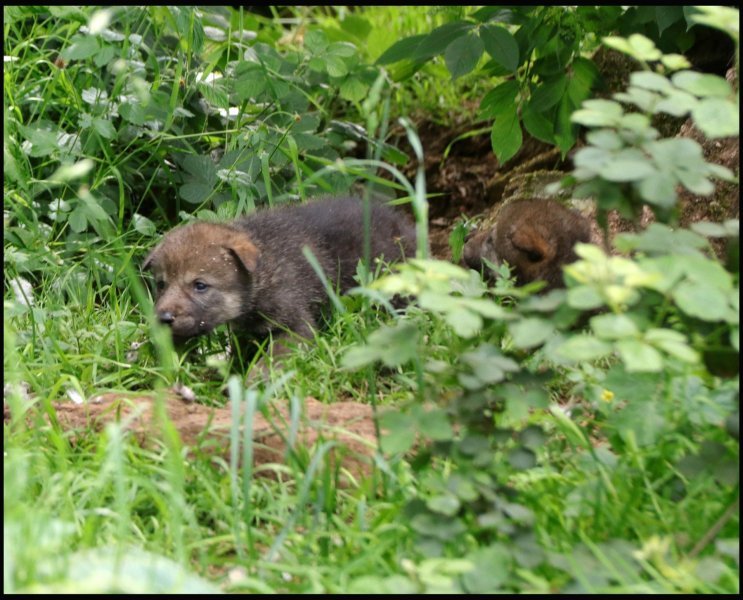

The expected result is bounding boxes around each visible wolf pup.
[143,197,416,357]
[463,198,591,291]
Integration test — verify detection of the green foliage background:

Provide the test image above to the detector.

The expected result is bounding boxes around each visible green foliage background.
[4,5,739,594]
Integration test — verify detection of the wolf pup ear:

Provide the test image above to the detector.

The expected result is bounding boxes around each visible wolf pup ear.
[225,236,260,272]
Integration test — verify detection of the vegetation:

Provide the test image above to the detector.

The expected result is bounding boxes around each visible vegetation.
[4,5,739,593]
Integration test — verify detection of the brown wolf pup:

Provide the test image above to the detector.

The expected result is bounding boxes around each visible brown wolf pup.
[463,198,591,291]
[143,197,416,359]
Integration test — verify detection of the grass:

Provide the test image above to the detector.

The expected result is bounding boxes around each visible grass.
[4,5,739,594]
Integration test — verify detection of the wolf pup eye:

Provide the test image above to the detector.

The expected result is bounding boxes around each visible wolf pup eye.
[156,280,166,292]
[193,280,209,292]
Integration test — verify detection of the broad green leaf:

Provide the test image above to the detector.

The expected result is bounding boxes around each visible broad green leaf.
[412,21,473,61]
[508,317,555,348]
[630,71,673,93]
[529,76,567,111]
[479,25,519,72]
[427,494,461,517]
[132,213,156,236]
[590,313,638,339]
[566,285,605,310]
[444,307,482,338]
[375,34,426,64]
[521,101,554,143]
[598,150,655,182]
[197,81,229,109]
[92,117,116,139]
[603,33,661,62]
[94,45,115,67]
[379,411,416,454]
[179,182,213,204]
[611,397,667,446]
[617,339,664,372]
[304,29,329,53]
[655,88,698,116]
[638,171,678,208]
[325,55,348,78]
[462,545,511,594]
[480,80,519,120]
[508,447,536,470]
[68,207,88,233]
[444,33,484,80]
[673,281,730,322]
[692,98,739,138]
[417,408,453,441]
[60,35,99,60]
[339,77,368,102]
[655,6,684,35]
[672,70,732,97]
[571,99,623,127]
[555,335,612,362]
[233,71,267,101]
[490,106,522,164]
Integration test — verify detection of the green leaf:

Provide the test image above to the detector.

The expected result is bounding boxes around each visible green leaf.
[630,71,672,93]
[92,117,116,139]
[529,76,567,111]
[508,317,555,349]
[462,545,511,594]
[133,213,156,236]
[94,45,115,67]
[521,101,554,143]
[412,21,473,61]
[611,397,667,446]
[375,34,426,65]
[673,281,730,322]
[325,55,348,77]
[304,29,329,54]
[590,313,639,339]
[417,408,453,441]
[339,77,368,102]
[426,494,461,517]
[479,25,519,72]
[490,106,522,164]
[645,329,699,363]
[444,307,482,338]
[655,6,684,35]
[233,69,267,101]
[603,33,661,62]
[480,80,519,120]
[68,207,88,233]
[179,182,213,205]
[598,150,656,182]
[462,343,519,384]
[617,339,664,372]
[379,411,416,454]
[197,81,229,110]
[672,71,732,97]
[638,171,678,208]
[566,285,605,310]
[60,35,99,61]
[555,335,612,362]
[655,88,698,116]
[692,98,739,138]
[444,33,483,80]
[508,447,536,470]
[571,99,623,127]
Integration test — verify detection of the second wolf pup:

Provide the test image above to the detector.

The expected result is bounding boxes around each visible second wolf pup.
[143,197,416,357]
[463,198,591,291]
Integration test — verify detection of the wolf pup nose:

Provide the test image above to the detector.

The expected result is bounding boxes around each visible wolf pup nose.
[143,196,416,353]
[463,198,591,291]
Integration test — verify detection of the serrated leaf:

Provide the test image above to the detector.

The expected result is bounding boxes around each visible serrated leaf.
[197,81,229,109]
[92,117,116,139]
[339,77,368,102]
[325,55,348,78]
[529,76,567,111]
[179,182,213,205]
[133,213,156,236]
[68,207,88,233]
[444,33,484,80]
[638,171,678,208]
[598,151,655,182]
[479,24,519,72]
